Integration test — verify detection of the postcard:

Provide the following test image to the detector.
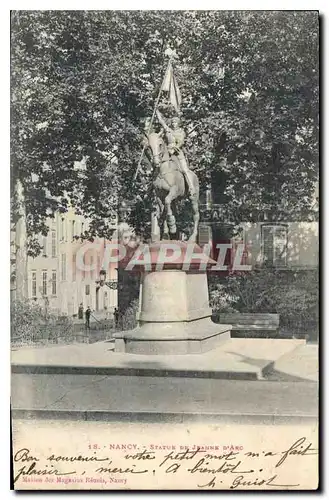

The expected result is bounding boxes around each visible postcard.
[11,10,319,490]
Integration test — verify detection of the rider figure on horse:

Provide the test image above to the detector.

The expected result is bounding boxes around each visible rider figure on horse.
[156,109,196,197]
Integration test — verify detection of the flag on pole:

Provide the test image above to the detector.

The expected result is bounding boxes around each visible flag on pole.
[162,60,181,112]
[133,53,181,182]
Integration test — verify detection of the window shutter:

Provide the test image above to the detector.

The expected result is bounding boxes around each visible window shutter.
[198,224,212,246]
[261,224,288,267]
[273,226,288,266]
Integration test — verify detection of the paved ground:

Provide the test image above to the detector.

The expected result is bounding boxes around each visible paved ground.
[11,337,310,380]
[270,344,318,382]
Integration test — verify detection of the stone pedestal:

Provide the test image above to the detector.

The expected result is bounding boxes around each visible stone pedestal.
[114,241,231,355]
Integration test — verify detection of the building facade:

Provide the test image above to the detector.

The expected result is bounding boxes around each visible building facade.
[26,208,118,318]
[197,183,318,271]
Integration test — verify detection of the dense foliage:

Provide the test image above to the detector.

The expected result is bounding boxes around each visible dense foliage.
[11,10,319,251]
[209,268,319,339]
[118,298,139,331]
[11,299,74,344]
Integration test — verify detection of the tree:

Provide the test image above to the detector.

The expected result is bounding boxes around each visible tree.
[11,10,319,251]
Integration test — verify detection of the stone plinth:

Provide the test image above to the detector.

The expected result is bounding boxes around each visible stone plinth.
[115,241,231,355]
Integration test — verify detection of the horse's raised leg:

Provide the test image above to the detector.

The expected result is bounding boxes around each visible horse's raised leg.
[189,195,200,242]
[165,187,178,237]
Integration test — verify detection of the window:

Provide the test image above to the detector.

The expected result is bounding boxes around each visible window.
[199,187,212,209]
[81,222,85,236]
[261,224,288,267]
[42,236,47,256]
[72,254,77,282]
[60,218,65,241]
[211,170,227,204]
[104,292,108,310]
[90,255,94,279]
[51,271,57,295]
[82,254,86,280]
[51,230,56,257]
[71,220,76,240]
[205,188,212,208]
[31,272,37,298]
[199,190,207,206]
[42,271,47,296]
[61,253,67,281]
[85,284,90,296]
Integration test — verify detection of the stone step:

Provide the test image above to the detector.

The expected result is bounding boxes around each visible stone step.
[11,338,306,381]
[11,374,318,423]
[11,338,318,424]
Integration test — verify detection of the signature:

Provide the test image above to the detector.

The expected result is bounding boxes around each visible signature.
[229,474,300,489]
[198,473,300,489]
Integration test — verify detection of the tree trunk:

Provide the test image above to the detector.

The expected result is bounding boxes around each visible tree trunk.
[14,179,28,301]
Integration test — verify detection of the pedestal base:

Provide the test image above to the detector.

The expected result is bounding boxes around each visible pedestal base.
[115,242,231,355]
[114,320,231,355]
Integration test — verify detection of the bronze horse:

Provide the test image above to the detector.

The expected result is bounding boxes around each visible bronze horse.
[147,131,200,242]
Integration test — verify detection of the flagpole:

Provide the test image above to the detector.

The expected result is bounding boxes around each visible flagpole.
[132,56,173,183]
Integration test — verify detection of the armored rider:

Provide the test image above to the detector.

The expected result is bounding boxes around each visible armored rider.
[155,109,196,197]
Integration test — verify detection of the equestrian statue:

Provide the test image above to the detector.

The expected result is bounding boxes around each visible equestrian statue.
[134,51,200,243]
